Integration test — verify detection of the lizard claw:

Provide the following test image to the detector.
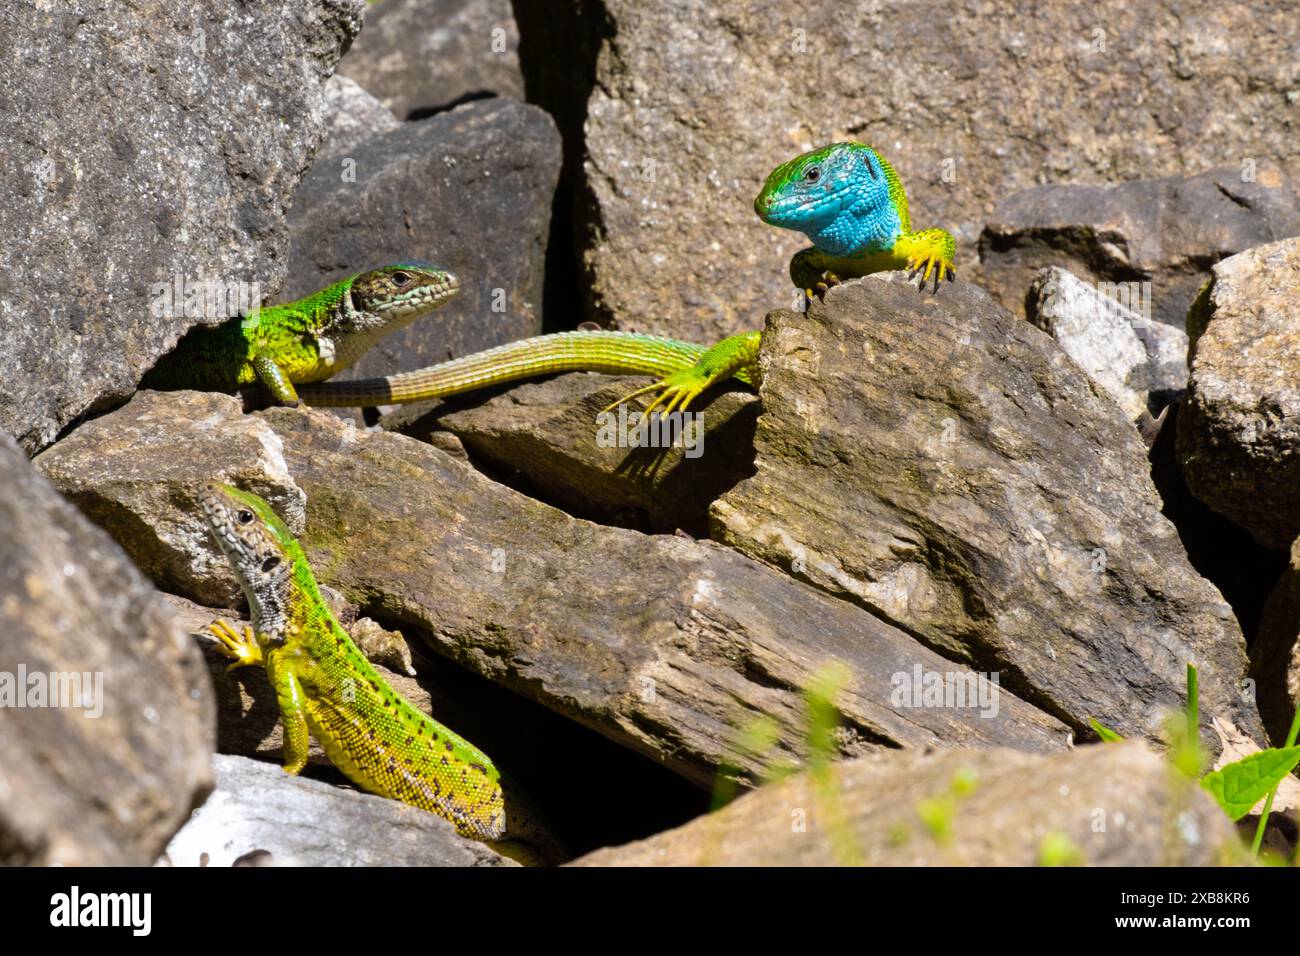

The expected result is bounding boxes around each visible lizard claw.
[811,271,841,302]
[907,255,956,294]
[209,619,263,671]
[600,366,708,420]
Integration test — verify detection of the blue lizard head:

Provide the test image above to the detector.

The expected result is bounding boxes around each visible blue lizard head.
[754,142,907,258]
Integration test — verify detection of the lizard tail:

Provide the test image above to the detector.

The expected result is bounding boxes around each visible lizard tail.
[297,330,710,407]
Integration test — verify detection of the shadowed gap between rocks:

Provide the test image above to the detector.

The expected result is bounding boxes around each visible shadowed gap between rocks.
[388,376,761,537]
[1148,400,1287,644]
[511,0,613,331]
[407,89,500,120]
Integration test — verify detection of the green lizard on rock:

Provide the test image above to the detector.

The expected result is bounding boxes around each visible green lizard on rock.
[145,145,951,417]
[296,143,954,417]
[199,482,514,845]
[755,141,957,297]
[143,263,459,405]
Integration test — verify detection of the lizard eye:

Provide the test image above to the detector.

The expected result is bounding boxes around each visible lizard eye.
[236,509,254,525]
[391,271,410,286]
[804,165,821,183]
[261,556,280,573]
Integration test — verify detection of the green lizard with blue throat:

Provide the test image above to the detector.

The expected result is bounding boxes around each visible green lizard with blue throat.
[144,143,952,418]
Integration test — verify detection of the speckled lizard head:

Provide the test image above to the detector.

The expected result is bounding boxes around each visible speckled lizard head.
[199,482,303,645]
[346,261,459,320]
[321,261,460,371]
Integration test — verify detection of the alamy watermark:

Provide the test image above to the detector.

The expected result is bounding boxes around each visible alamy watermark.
[890,664,1000,718]
[0,666,104,718]
[50,886,150,936]
[149,274,262,321]
[595,407,704,458]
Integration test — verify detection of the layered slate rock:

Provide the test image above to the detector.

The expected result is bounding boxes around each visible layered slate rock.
[1177,239,1300,551]
[31,391,1069,789]
[515,0,1300,341]
[1026,266,1189,419]
[0,434,214,865]
[160,754,513,867]
[283,99,560,386]
[390,372,760,535]
[572,742,1240,866]
[980,166,1300,328]
[34,390,307,608]
[0,0,365,452]
[711,273,1261,748]
[338,0,524,119]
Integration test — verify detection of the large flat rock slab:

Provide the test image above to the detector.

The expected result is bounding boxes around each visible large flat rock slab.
[712,273,1261,748]
[34,390,1070,792]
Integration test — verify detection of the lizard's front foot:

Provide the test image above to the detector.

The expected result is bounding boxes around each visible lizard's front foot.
[601,365,712,419]
[896,228,957,294]
[906,254,956,294]
[806,270,842,304]
[209,619,264,671]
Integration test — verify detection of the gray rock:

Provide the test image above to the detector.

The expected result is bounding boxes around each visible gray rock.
[34,390,307,607]
[1177,238,1300,550]
[0,0,365,452]
[0,433,213,865]
[263,405,1074,777]
[980,166,1300,329]
[572,741,1241,866]
[391,371,760,535]
[1026,266,1189,419]
[160,754,513,866]
[318,75,401,159]
[1026,268,1152,420]
[33,391,1070,788]
[338,0,523,119]
[711,273,1262,750]
[516,1,1300,342]
[283,99,560,392]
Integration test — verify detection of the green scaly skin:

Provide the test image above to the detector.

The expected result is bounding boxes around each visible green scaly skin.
[199,482,510,842]
[754,141,957,297]
[293,144,951,414]
[142,263,459,405]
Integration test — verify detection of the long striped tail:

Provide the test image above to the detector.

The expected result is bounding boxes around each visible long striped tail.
[297,330,711,407]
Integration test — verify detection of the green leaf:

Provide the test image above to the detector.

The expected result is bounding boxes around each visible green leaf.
[1201,747,1300,821]
[1089,717,1124,742]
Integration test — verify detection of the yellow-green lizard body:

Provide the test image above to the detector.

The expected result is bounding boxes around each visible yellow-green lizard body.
[199,482,507,841]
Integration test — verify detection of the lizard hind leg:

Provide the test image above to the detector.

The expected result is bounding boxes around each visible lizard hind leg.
[600,366,709,419]
[598,330,762,419]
